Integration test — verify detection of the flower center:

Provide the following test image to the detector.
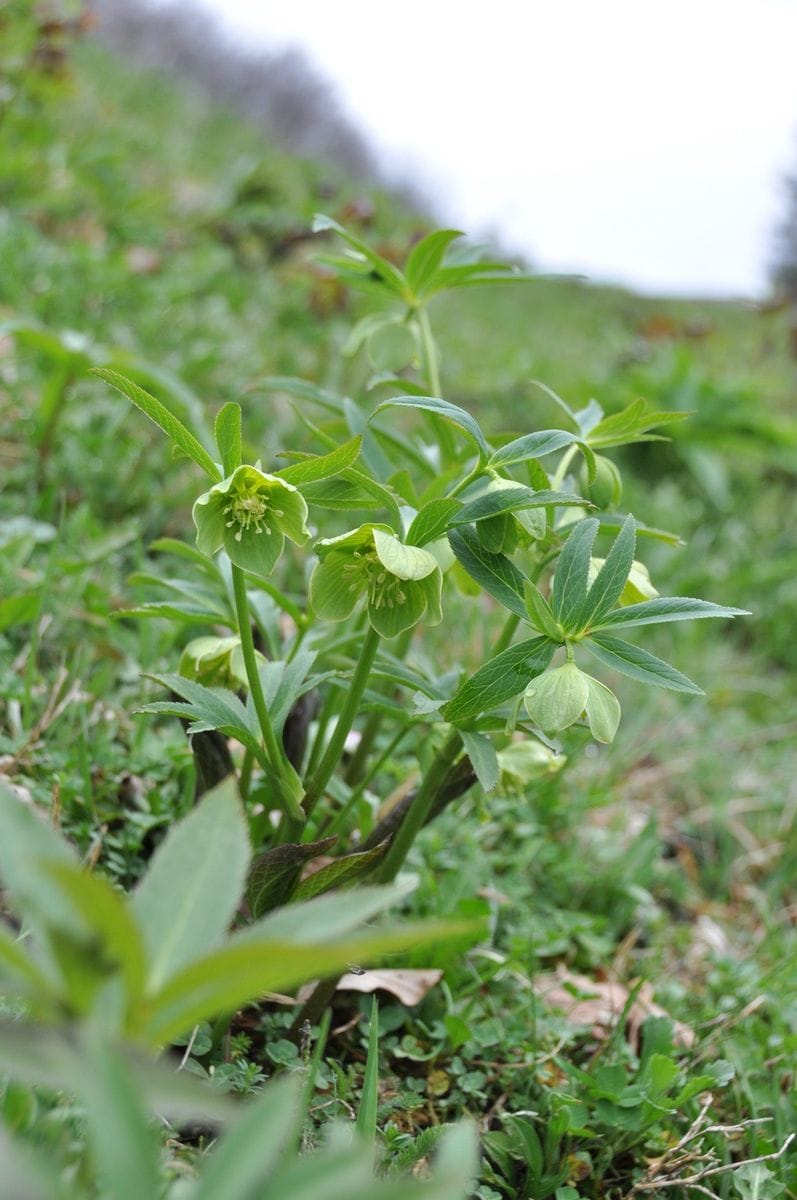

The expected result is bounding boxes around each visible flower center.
[342,547,408,607]
[224,490,283,542]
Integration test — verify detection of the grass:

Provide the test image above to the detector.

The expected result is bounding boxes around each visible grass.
[1,26,796,1199]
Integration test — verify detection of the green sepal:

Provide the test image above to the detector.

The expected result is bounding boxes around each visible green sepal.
[523,662,589,734]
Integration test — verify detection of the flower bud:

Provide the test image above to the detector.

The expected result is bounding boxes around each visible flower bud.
[580,454,623,509]
[524,662,589,735]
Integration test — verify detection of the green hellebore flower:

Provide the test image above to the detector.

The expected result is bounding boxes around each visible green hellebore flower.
[524,661,621,743]
[588,556,658,606]
[179,635,266,690]
[310,523,443,639]
[193,465,310,578]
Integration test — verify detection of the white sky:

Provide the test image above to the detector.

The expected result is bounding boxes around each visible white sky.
[197,0,797,297]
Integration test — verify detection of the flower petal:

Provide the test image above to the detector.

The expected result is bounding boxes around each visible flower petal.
[582,673,621,743]
[223,523,284,578]
[270,479,311,545]
[367,578,427,638]
[193,489,227,557]
[373,528,438,581]
[313,523,391,560]
[309,552,363,621]
[419,568,443,627]
[524,662,589,735]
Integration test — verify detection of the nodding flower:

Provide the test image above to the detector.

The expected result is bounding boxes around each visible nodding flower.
[309,523,443,639]
[193,464,310,578]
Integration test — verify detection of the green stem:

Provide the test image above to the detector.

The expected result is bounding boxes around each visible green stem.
[550,443,578,491]
[417,306,455,464]
[344,625,413,787]
[377,730,461,882]
[239,747,254,801]
[321,724,410,840]
[447,461,485,500]
[303,626,381,818]
[231,565,287,781]
[492,612,520,655]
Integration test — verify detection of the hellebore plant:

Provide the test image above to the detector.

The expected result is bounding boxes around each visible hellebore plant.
[94,215,748,932]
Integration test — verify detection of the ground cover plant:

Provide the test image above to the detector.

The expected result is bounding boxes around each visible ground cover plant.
[1,9,796,1197]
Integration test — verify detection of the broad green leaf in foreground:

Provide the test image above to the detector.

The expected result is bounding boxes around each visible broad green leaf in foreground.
[193,1076,301,1200]
[79,1036,160,1200]
[131,779,250,992]
[144,919,480,1044]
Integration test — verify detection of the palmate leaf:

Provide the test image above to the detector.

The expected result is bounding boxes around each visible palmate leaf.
[551,518,599,632]
[448,526,528,619]
[406,228,465,295]
[581,514,636,628]
[592,595,751,631]
[313,213,411,302]
[523,580,563,641]
[586,398,689,449]
[140,672,261,746]
[583,633,703,694]
[443,636,556,724]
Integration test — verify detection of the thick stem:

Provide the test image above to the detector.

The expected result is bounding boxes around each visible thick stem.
[377,730,461,882]
[344,625,413,787]
[321,725,410,840]
[302,625,381,818]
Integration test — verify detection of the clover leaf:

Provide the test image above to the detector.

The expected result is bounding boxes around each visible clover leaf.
[193,465,310,578]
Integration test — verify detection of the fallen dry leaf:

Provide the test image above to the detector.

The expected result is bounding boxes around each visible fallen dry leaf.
[536,967,694,1049]
[335,968,443,1006]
